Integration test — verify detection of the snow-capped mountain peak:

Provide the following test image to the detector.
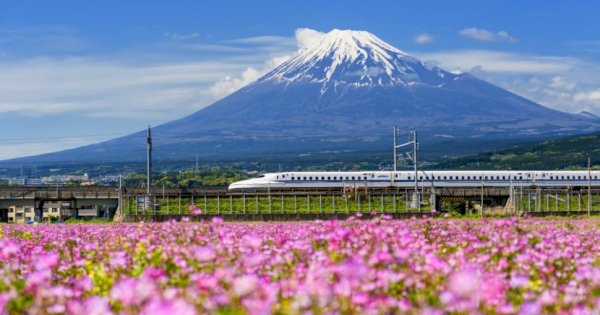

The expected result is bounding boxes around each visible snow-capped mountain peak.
[262,29,451,91]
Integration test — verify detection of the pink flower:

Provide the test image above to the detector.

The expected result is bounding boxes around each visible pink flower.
[141,298,196,315]
[0,293,9,314]
[232,275,259,296]
[109,251,128,269]
[194,246,216,262]
[110,277,156,306]
[448,268,480,298]
[0,240,19,259]
[518,302,540,315]
[510,274,530,289]
[68,296,112,315]
[35,252,59,270]
[188,204,203,215]
[26,269,52,289]
[242,235,262,249]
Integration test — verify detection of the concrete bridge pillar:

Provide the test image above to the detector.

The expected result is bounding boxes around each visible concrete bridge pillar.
[410,192,420,209]
[430,193,441,212]
[34,200,44,222]
[112,204,123,222]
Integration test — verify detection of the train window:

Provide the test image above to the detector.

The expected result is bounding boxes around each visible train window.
[443,176,447,180]
[578,176,582,180]
[327,177,331,180]
[466,176,470,180]
[502,176,505,180]
[461,176,465,180]
[351,176,355,180]
[484,176,488,180]
[303,177,307,180]
[408,176,411,180]
[519,176,523,180]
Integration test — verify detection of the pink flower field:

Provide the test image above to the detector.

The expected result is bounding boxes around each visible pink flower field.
[0,218,599,314]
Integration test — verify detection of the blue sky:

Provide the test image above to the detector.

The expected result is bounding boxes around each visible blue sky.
[1,0,599,159]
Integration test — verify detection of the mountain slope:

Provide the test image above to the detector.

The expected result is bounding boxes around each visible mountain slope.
[2,29,599,167]
[431,132,600,170]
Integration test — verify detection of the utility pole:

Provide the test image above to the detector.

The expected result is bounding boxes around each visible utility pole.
[146,125,152,210]
[195,154,199,175]
[393,126,398,171]
[480,174,484,218]
[588,157,592,216]
[412,130,419,210]
[393,128,419,210]
[118,175,123,220]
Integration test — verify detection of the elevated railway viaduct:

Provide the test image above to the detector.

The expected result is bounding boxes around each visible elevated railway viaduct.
[0,185,598,222]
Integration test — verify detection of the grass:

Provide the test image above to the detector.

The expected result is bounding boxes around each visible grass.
[122,193,423,215]
[120,190,600,216]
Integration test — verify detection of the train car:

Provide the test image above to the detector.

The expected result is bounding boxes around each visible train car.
[228,170,600,191]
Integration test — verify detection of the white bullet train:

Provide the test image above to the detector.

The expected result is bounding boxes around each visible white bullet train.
[228,170,600,190]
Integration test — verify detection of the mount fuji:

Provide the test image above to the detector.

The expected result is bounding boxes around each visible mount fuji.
[3,29,599,166]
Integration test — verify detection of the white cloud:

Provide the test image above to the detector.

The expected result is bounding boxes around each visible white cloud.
[0,27,309,158]
[574,90,600,103]
[208,67,262,98]
[0,57,248,118]
[163,32,201,40]
[0,27,303,119]
[0,138,103,160]
[416,49,600,114]
[459,28,517,42]
[295,28,325,50]
[207,27,324,98]
[549,76,576,90]
[418,50,573,74]
[227,35,295,45]
[414,33,433,44]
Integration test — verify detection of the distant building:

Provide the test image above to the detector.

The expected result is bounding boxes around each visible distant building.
[42,173,89,185]
[7,201,63,223]
[8,178,44,186]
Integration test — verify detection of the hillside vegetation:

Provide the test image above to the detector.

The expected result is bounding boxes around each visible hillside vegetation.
[432,132,600,170]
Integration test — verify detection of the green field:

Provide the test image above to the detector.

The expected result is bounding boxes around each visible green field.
[122,193,424,215]
[121,191,600,216]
